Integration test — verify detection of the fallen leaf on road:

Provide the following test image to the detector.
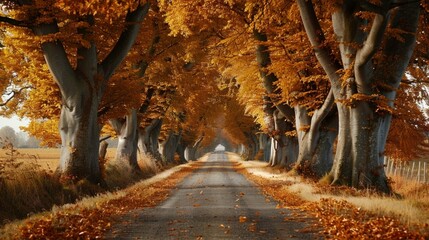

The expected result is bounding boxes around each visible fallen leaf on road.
[248,223,257,232]
[239,216,247,223]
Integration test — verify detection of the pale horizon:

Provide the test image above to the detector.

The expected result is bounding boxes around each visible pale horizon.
[0,116,30,132]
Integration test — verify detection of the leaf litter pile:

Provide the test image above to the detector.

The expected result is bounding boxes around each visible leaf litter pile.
[236,163,429,239]
[3,163,198,239]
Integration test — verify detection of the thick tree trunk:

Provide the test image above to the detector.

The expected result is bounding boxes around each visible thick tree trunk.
[185,136,203,161]
[293,105,337,178]
[58,90,102,183]
[110,110,140,171]
[176,138,187,164]
[99,141,108,163]
[297,0,419,193]
[137,127,156,172]
[160,131,181,163]
[330,103,390,191]
[139,119,163,160]
[269,110,298,168]
[258,134,271,162]
[30,4,150,183]
[244,133,259,160]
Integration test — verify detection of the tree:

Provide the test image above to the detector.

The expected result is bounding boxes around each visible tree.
[0,126,17,147]
[0,0,151,183]
[296,0,421,192]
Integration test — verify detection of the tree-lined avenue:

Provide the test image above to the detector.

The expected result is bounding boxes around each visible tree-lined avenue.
[106,152,321,239]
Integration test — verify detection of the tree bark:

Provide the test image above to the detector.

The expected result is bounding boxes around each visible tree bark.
[30,4,150,183]
[297,0,420,192]
[269,110,298,168]
[185,136,203,161]
[293,102,338,178]
[254,31,295,122]
[176,137,187,163]
[160,131,181,163]
[110,109,140,171]
[138,119,163,160]
[57,91,102,182]
[258,133,271,162]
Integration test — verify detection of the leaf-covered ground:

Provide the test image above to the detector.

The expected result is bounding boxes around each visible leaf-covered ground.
[235,160,429,239]
[0,162,201,239]
[2,154,428,239]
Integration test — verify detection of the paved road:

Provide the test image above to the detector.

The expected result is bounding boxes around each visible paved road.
[106,152,321,239]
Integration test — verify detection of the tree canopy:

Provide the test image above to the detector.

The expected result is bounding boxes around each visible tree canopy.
[0,0,428,192]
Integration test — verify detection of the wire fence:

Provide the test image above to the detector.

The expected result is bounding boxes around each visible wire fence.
[385,158,428,184]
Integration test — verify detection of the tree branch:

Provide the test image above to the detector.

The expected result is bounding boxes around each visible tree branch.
[359,1,385,14]
[101,3,150,81]
[296,0,342,92]
[355,5,389,67]
[99,135,112,142]
[310,88,335,132]
[253,29,295,122]
[0,16,29,28]
[390,0,420,9]
[137,18,161,77]
[139,88,155,113]
[0,86,32,107]
[376,0,420,90]
[32,22,79,98]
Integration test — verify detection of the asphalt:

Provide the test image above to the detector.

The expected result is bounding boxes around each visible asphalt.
[106,152,322,239]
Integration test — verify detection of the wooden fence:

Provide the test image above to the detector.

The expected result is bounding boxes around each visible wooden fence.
[385,158,428,184]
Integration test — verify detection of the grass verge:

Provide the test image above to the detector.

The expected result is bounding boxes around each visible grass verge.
[0,155,205,239]
[229,153,429,239]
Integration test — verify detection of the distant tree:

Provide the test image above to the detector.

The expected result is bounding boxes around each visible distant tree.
[15,131,28,148]
[0,126,17,147]
[24,136,40,148]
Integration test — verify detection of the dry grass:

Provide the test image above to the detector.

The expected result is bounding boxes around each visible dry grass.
[233,154,429,236]
[0,145,163,225]
[0,156,204,239]
[0,148,117,171]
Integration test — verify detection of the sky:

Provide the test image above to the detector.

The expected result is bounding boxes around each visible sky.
[0,116,30,132]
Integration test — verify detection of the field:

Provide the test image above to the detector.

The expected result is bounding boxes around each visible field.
[0,148,117,171]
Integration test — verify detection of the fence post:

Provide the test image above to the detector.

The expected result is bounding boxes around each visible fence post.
[384,158,389,174]
[418,161,421,183]
[424,162,427,183]
[407,164,411,180]
[411,162,415,181]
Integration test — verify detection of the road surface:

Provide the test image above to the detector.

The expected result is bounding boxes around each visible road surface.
[106,152,321,239]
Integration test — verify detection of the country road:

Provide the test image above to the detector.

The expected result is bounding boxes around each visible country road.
[106,152,321,239]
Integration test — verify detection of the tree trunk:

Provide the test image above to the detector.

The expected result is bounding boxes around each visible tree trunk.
[98,140,108,179]
[30,4,150,183]
[99,141,108,163]
[139,119,163,160]
[329,102,390,191]
[258,133,271,162]
[137,127,157,173]
[185,136,203,161]
[269,110,298,168]
[293,105,337,178]
[176,137,187,164]
[297,0,419,192]
[160,131,181,163]
[110,109,140,172]
[58,90,102,183]
[244,133,259,160]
